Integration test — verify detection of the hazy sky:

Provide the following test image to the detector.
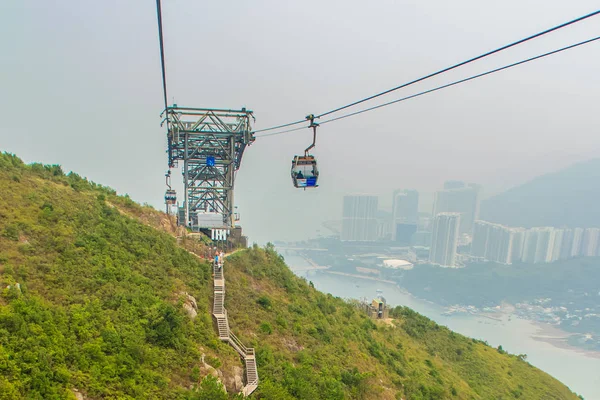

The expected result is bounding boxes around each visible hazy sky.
[1,1,599,243]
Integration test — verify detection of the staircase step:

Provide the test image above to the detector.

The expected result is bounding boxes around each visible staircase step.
[211,253,259,394]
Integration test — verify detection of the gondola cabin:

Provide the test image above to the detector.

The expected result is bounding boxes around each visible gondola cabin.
[165,189,177,205]
[291,155,319,188]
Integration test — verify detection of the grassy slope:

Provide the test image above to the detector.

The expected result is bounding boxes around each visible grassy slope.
[0,154,239,399]
[0,153,581,399]
[225,247,580,400]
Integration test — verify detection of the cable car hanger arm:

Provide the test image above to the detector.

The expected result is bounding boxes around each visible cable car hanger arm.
[304,114,318,156]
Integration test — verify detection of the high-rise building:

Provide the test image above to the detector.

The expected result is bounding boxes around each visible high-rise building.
[538,228,555,263]
[376,211,393,241]
[433,181,480,235]
[551,229,564,262]
[510,228,526,263]
[571,227,584,257]
[471,220,516,264]
[559,229,575,260]
[521,229,539,264]
[522,227,556,263]
[412,231,432,247]
[471,221,491,258]
[473,223,600,264]
[443,180,467,190]
[429,213,460,267]
[581,228,600,256]
[341,195,378,241]
[492,225,515,264]
[392,189,419,244]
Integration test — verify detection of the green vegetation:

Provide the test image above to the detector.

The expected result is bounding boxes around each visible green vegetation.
[225,245,580,399]
[0,152,582,399]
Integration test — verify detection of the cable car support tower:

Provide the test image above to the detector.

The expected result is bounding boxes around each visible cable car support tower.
[162,106,254,236]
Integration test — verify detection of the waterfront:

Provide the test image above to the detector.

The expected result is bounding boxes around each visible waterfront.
[285,253,600,399]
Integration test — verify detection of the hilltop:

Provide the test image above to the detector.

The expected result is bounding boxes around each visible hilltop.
[0,152,583,399]
[480,158,600,228]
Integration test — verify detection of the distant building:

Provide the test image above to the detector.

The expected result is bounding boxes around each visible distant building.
[471,220,515,264]
[417,214,432,232]
[510,228,526,263]
[341,195,378,241]
[472,222,600,265]
[536,228,557,263]
[433,181,481,235]
[492,225,515,264]
[571,227,584,257]
[392,189,419,244]
[559,228,575,260]
[429,213,460,267]
[362,297,389,320]
[521,227,556,263]
[521,229,539,263]
[471,221,491,258]
[443,180,467,190]
[551,229,564,262]
[581,228,600,256]
[376,210,393,241]
[411,231,432,247]
[382,259,414,270]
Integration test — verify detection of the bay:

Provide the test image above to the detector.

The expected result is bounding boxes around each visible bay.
[284,252,600,399]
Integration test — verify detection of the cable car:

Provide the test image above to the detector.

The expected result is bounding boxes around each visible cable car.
[164,170,177,205]
[291,155,319,188]
[291,115,319,189]
[165,189,177,204]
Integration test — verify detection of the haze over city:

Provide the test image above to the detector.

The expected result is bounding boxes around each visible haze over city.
[2,1,600,399]
[2,0,600,244]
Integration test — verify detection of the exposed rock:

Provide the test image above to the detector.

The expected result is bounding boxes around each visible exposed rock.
[233,367,244,392]
[224,366,244,392]
[71,388,85,400]
[282,337,304,352]
[200,354,223,378]
[181,292,198,319]
[183,303,197,319]
[199,354,228,393]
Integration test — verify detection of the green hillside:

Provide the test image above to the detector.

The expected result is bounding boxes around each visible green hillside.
[480,158,600,228]
[0,152,582,399]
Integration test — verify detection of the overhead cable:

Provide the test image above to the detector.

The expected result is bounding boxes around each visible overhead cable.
[257,125,308,137]
[252,9,600,134]
[256,36,600,138]
[253,119,308,134]
[315,10,600,119]
[155,0,169,119]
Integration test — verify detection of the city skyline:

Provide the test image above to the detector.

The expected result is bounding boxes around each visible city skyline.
[472,221,600,265]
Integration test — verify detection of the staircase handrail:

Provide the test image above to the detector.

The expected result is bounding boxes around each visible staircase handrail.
[229,331,248,355]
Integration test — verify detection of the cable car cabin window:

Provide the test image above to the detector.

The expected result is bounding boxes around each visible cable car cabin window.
[291,156,319,188]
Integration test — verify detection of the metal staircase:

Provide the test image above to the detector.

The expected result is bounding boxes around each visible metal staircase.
[211,260,258,396]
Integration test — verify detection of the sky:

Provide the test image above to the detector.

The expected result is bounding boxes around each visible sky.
[1,1,599,244]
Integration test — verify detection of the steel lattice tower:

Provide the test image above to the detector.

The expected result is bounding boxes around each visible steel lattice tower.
[164,106,254,230]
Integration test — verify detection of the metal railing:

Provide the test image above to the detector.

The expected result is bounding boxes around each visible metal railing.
[211,254,258,395]
[229,332,248,356]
